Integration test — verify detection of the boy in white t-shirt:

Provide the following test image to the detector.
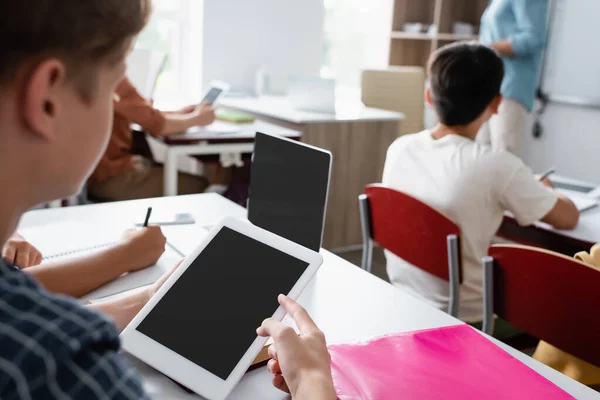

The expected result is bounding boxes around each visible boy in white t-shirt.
[382,42,579,325]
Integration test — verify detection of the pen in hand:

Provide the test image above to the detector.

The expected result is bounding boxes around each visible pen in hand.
[538,167,556,182]
[143,207,153,227]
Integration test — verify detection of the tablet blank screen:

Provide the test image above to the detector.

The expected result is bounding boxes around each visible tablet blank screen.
[136,227,310,381]
[248,133,331,252]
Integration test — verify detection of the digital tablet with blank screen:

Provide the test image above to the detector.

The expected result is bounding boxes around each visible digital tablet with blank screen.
[248,132,332,251]
[120,217,323,400]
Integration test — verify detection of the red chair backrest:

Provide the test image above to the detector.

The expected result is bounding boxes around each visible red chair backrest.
[364,184,462,283]
[489,245,600,366]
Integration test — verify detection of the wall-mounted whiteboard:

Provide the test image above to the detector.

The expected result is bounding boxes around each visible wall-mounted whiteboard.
[202,0,324,95]
[541,0,600,107]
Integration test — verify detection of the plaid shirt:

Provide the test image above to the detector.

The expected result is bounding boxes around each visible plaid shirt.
[0,259,149,399]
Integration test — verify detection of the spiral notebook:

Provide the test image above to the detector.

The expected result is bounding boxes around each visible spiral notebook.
[19,221,123,262]
[19,221,181,301]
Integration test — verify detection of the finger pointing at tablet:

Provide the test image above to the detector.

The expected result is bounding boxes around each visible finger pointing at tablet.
[257,295,336,400]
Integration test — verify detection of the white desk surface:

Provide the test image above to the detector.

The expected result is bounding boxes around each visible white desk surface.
[18,194,599,399]
[167,120,301,143]
[504,174,600,245]
[534,208,600,244]
[219,96,405,124]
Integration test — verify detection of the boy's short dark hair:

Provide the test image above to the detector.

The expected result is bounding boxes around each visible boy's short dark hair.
[428,42,504,126]
[0,0,151,101]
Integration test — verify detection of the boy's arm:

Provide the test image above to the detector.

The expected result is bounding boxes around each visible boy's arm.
[89,286,150,332]
[500,161,579,230]
[538,180,580,230]
[24,227,166,298]
[90,261,179,332]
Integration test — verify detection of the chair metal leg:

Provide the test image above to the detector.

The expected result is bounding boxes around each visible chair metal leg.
[358,194,373,273]
[446,234,460,317]
[481,256,495,335]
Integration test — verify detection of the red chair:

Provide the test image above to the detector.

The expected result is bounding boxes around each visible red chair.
[482,245,600,367]
[359,184,463,317]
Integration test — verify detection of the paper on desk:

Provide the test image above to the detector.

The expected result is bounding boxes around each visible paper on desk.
[169,121,241,140]
[161,224,210,257]
[556,189,598,212]
[19,220,126,261]
[80,248,181,302]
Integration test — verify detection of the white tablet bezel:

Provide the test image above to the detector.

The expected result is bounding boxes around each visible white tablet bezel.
[120,216,323,400]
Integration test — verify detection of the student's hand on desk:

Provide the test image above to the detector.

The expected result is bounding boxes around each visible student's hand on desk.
[118,227,167,272]
[2,234,43,268]
[192,104,216,126]
[257,295,336,400]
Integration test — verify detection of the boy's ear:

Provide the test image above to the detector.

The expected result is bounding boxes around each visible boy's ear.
[490,94,503,115]
[22,59,66,141]
[424,87,434,107]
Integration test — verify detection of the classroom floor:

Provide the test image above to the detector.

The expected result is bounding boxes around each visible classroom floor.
[337,247,389,282]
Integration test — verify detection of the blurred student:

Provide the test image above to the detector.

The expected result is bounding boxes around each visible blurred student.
[0,1,335,398]
[382,42,578,331]
[87,77,215,201]
[477,0,550,156]
[3,228,166,298]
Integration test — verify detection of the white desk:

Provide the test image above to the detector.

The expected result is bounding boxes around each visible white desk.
[499,175,600,255]
[158,121,300,197]
[220,96,405,250]
[18,194,599,399]
[220,96,404,124]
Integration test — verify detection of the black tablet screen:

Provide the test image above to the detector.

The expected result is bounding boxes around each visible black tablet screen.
[136,227,309,380]
[248,132,331,252]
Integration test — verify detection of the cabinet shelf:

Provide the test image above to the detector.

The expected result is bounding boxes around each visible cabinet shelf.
[390,0,487,68]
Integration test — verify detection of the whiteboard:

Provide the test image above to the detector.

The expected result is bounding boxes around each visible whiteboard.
[541,0,600,106]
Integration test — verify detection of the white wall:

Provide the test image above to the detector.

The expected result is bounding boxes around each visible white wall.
[523,103,600,184]
[202,0,324,95]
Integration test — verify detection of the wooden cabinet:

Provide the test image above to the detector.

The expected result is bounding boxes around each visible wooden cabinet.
[389,0,488,69]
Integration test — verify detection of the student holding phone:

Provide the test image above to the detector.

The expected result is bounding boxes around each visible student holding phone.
[88,77,216,202]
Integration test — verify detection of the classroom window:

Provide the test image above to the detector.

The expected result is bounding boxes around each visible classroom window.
[135,0,203,104]
[321,0,393,86]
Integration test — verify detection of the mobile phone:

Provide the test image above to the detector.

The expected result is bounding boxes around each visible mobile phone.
[201,81,230,106]
[134,213,196,227]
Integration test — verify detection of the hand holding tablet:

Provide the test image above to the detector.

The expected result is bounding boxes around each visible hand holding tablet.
[121,217,323,400]
[257,295,337,399]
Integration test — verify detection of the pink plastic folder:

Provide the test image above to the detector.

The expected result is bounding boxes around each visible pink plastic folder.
[328,325,574,400]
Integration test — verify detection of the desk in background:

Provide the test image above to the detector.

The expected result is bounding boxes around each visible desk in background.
[498,214,598,256]
[220,96,405,250]
[499,175,600,255]
[156,121,300,197]
[18,194,598,399]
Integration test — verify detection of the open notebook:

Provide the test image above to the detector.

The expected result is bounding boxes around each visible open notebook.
[19,221,123,261]
[556,189,598,212]
[19,221,181,302]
